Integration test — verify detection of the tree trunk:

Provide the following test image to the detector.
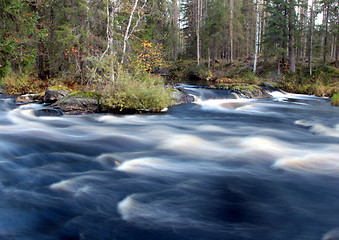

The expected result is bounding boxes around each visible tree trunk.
[229,0,234,63]
[196,0,201,65]
[308,0,314,75]
[88,0,116,83]
[30,0,49,80]
[121,0,139,64]
[172,0,180,60]
[288,1,296,73]
[253,0,261,73]
[300,0,308,60]
[335,40,338,68]
[322,2,330,65]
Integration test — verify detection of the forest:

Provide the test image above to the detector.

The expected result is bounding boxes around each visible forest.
[0,0,338,110]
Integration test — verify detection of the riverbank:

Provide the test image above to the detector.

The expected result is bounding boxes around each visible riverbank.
[169,59,339,106]
[1,60,338,113]
[1,71,195,114]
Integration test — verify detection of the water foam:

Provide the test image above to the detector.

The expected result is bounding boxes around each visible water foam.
[273,151,339,174]
[295,120,339,138]
[157,134,230,158]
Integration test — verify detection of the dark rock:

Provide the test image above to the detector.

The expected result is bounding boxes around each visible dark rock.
[260,82,281,92]
[54,93,101,114]
[236,86,270,99]
[208,83,270,99]
[35,108,64,117]
[44,89,70,103]
[171,88,195,105]
[16,94,41,104]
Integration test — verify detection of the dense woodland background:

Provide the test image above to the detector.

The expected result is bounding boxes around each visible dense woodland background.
[0,0,338,108]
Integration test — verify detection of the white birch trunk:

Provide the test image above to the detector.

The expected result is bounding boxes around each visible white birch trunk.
[88,0,116,83]
[230,0,234,63]
[121,0,139,64]
[253,0,261,73]
[308,0,314,75]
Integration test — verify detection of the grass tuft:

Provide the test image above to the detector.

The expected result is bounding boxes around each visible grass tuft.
[332,94,339,106]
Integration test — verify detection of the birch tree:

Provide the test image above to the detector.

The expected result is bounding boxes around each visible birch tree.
[121,0,139,64]
[253,0,261,73]
[308,0,315,75]
[229,0,234,63]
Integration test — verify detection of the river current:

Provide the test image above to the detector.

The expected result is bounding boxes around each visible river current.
[0,88,339,240]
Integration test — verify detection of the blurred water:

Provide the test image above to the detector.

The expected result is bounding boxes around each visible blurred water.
[0,89,339,240]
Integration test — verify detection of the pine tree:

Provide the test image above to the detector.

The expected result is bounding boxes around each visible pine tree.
[264,0,299,73]
[0,0,37,78]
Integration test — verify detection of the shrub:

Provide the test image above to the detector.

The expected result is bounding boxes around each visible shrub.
[332,94,339,106]
[3,75,48,95]
[102,72,172,112]
[130,41,168,73]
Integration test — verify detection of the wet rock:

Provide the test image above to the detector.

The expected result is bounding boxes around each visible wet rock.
[44,89,70,103]
[16,94,41,104]
[35,108,64,117]
[260,82,282,92]
[171,88,195,105]
[54,91,101,114]
[209,83,270,99]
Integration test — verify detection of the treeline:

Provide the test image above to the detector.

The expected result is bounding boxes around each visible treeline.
[0,0,338,83]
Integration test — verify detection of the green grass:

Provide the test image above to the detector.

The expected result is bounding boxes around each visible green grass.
[332,94,339,106]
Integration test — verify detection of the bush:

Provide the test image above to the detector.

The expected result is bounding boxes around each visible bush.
[3,75,48,95]
[102,72,172,112]
[171,60,212,80]
[332,94,339,106]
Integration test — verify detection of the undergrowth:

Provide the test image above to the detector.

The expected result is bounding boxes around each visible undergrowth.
[332,94,339,106]
[2,75,48,95]
[102,72,172,112]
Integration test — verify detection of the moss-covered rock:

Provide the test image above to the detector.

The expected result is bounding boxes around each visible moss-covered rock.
[54,91,102,114]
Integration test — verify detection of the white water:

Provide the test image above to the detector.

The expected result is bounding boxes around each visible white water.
[0,89,338,240]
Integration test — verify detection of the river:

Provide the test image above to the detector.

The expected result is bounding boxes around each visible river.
[0,87,339,240]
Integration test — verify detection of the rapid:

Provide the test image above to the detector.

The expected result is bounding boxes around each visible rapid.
[0,87,339,240]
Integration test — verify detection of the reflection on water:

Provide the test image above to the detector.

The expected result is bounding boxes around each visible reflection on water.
[0,89,338,240]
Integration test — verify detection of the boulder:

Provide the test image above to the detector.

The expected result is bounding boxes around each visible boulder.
[44,89,70,103]
[15,94,41,104]
[170,88,195,105]
[209,83,270,99]
[53,91,101,114]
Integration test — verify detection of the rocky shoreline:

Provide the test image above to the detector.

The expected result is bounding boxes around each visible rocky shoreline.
[12,83,285,116]
[13,87,195,116]
[11,83,291,116]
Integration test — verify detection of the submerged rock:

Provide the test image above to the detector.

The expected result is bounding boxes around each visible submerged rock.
[35,108,64,117]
